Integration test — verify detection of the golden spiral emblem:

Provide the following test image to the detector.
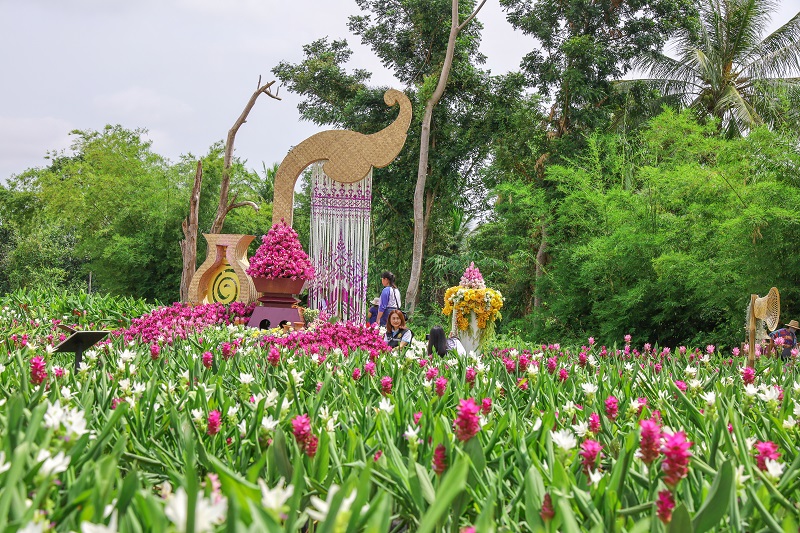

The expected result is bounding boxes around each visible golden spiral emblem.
[210,266,239,303]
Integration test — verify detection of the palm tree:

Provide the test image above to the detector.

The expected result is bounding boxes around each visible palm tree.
[624,0,800,136]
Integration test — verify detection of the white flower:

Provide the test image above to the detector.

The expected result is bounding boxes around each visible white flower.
[572,421,589,438]
[699,353,710,364]
[743,384,759,397]
[0,363,5,374]
[782,416,796,429]
[239,373,255,385]
[532,418,543,431]
[264,389,280,409]
[261,415,279,432]
[378,397,394,415]
[279,398,293,416]
[793,381,800,395]
[422,379,433,390]
[0,451,10,474]
[37,449,70,476]
[687,379,702,390]
[794,403,800,417]
[624,362,633,372]
[700,391,716,407]
[587,355,598,367]
[118,379,131,393]
[78,362,90,374]
[404,424,421,443]
[764,459,785,480]
[131,382,146,395]
[685,365,697,378]
[587,469,604,486]
[758,387,780,403]
[80,512,118,533]
[119,349,135,363]
[258,477,293,513]
[164,487,227,533]
[306,485,366,523]
[18,522,46,533]
[238,419,247,435]
[551,429,577,452]
[227,405,240,418]
[191,409,203,422]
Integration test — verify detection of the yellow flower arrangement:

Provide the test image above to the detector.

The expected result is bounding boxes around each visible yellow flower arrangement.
[443,285,504,332]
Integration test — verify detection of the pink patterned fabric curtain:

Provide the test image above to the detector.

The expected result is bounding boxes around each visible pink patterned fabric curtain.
[308,163,372,323]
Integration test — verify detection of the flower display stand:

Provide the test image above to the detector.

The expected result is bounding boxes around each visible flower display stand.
[443,262,503,355]
[247,277,305,329]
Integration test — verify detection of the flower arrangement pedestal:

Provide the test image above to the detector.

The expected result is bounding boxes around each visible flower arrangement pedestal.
[453,311,482,356]
[246,277,305,329]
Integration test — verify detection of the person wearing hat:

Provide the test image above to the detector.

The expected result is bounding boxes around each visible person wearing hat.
[366,296,380,325]
[768,319,799,361]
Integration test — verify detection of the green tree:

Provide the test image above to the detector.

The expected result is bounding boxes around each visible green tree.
[627,0,800,136]
[273,4,518,315]
[501,0,696,138]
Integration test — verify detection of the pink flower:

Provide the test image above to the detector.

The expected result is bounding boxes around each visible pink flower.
[674,380,687,392]
[742,366,755,385]
[425,367,439,381]
[580,439,603,473]
[661,431,692,487]
[267,346,281,366]
[656,490,675,523]
[624,334,632,343]
[754,441,780,471]
[202,351,213,369]
[364,361,376,376]
[459,262,486,289]
[546,357,557,374]
[639,419,661,465]
[110,398,125,410]
[706,344,715,355]
[558,368,569,382]
[246,221,315,280]
[150,343,161,360]
[433,444,447,475]
[454,398,481,442]
[305,434,318,458]
[481,398,492,415]
[380,376,393,395]
[435,377,448,397]
[605,396,618,421]
[292,414,312,444]
[207,410,222,435]
[221,342,235,360]
[373,450,383,461]
[413,412,423,425]
[30,356,47,385]
[53,367,65,378]
[540,493,555,522]
[588,413,601,434]
[517,377,529,390]
[465,367,476,385]
[732,347,740,356]
[352,368,362,381]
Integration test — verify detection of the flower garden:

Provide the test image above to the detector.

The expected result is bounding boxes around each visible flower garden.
[1,289,800,533]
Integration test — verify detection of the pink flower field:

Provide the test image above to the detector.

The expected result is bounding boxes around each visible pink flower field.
[1,292,799,532]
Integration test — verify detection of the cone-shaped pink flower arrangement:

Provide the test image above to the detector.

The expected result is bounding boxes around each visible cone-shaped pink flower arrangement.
[661,431,692,487]
[247,221,315,280]
[459,262,486,289]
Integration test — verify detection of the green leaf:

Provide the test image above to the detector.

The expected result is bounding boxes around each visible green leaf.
[417,452,469,533]
[692,458,733,533]
[668,503,693,533]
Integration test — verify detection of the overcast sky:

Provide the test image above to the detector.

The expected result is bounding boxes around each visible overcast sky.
[1,0,796,183]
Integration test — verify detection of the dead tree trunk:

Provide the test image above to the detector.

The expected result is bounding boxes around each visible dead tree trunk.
[405,0,487,313]
[180,161,203,302]
[209,78,281,234]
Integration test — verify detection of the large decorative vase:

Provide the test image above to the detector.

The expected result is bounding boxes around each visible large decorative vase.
[247,277,305,329]
[188,234,257,304]
[453,311,482,356]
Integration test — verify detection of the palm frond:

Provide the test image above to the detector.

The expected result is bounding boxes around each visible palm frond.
[742,10,800,78]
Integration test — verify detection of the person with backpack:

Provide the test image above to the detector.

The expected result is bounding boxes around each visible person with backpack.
[376,271,402,327]
[384,309,413,350]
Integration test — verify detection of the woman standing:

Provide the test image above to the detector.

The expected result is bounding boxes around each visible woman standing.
[427,325,466,357]
[376,271,402,327]
[384,310,413,350]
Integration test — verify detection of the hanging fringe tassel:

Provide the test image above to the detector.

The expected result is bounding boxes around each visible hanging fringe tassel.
[309,163,372,323]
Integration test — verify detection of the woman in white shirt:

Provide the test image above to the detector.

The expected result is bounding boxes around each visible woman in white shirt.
[427,325,466,357]
[384,310,413,350]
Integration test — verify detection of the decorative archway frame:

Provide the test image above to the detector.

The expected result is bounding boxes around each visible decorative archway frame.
[272,89,412,225]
